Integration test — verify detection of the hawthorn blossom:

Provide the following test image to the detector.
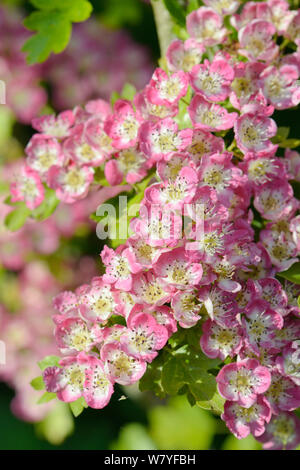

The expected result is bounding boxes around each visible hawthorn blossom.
[200,320,244,360]
[257,412,300,450]
[166,39,205,73]
[216,359,271,407]
[189,95,237,131]
[11,166,44,210]
[222,396,271,439]
[190,58,234,102]
[47,164,94,204]
[186,7,227,46]
[234,113,277,155]
[238,20,279,62]
[147,68,189,106]
[101,342,147,385]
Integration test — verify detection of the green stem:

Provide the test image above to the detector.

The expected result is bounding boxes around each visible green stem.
[151,0,175,58]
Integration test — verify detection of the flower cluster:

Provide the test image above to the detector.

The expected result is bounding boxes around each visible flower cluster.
[0,259,97,422]
[23,0,300,449]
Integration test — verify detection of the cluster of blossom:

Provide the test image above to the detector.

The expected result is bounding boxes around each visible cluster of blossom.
[0,6,153,123]
[23,0,300,449]
[0,161,102,270]
[0,259,97,422]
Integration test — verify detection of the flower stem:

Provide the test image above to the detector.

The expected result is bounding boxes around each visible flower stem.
[150,0,175,57]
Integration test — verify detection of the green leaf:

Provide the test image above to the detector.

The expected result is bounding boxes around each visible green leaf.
[69,397,88,417]
[277,262,300,284]
[278,138,300,149]
[163,0,186,26]
[30,376,45,391]
[196,392,225,414]
[23,0,93,64]
[37,392,57,404]
[110,91,121,108]
[271,126,290,143]
[93,167,110,186]
[121,83,137,102]
[187,0,200,13]
[23,11,72,64]
[31,187,59,221]
[38,355,61,371]
[4,204,31,231]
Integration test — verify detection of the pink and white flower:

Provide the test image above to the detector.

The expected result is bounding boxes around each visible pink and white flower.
[256,412,300,450]
[222,396,271,439]
[104,100,142,149]
[234,113,277,155]
[147,68,189,106]
[186,7,227,46]
[166,39,205,73]
[139,118,192,162]
[47,164,94,204]
[238,20,279,62]
[216,359,271,407]
[121,311,168,362]
[26,135,64,178]
[189,58,234,102]
[11,165,44,210]
[101,246,141,291]
[200,320,244,360]
[101,342,146,385]
[189,95,237,131]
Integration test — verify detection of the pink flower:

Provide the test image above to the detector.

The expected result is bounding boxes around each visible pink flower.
[101,246,141,291]
[146,68,189,106]
[63,127,106,167]
[200,320,244,360]
[238,20,279,62]
[101,342,146,385]
[222,396,271,439]
[265,369,300,414]
[26,135,64,178]
[171,290,202,328]
[203,0,240,16]
[216,359,271,407]
[166,39,205,73]
[188,95,237,131]
[186,129,224,166]
[11,165,44,210]
[121,311,168,362]
[234,113,277,155]
[153,247,203,291]
[242,299,283,355]
[256,412,300,450]
[190,58,234,102]
[259,64,300,110]
[104,100,142,149]
[254,177,296,221]
[131,271,171,307]
[139,118,192,162]
[186,7,227,46]
[54,317,102,355]
[47,164,94,204]
[145,166,198,210]
[105,146,148,185]
[43,352,113,408]
[276,342,300,385]
[78,278,117,323]
[32,111,75,138]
